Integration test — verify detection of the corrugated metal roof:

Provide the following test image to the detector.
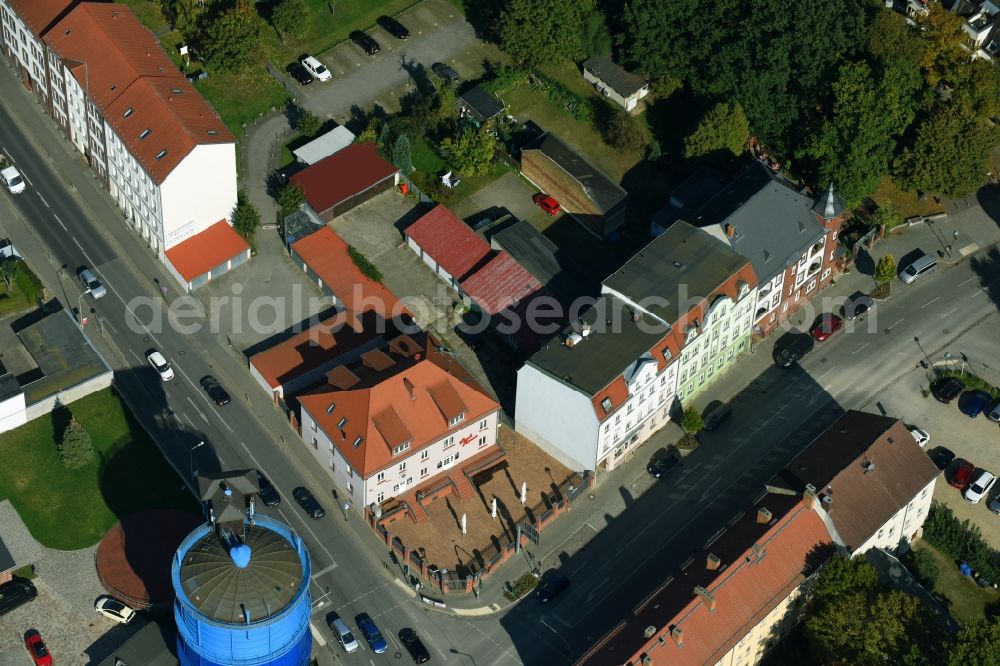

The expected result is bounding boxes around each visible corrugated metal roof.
[459,251,542,316]
[404,205,492,281]
[292,126,356,165]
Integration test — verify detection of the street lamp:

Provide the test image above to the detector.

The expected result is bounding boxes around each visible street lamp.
[913,336,931,369]
[189,440,206,482]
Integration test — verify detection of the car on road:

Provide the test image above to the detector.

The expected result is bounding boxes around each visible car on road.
[23,629,52,666]
[898,251,937,284]
[256,471,281,507]
[842,292,874,320]
[356,613,388,654]
[1,164,25,194]
[95,596,136,624]
[773,333,814,368]
[536,572,570,603]
[432,62,460,82]
[292,486,325,519]
[931,377,965,404]
[327,614,360,653]
[907,425,930,448]
[646,452,680,478]
[399,628,430,663]
[286,62,313,85]
[146,349,174,381]
[200,375,231,406]
[965,470,996,504]
[702,400,732,431]
[960,390,994,418]
[809,313,843,342]
[0,579,36,617]
[988,398,1000,423]
[533,192,561,216]
[378,15,410,39]
[300,55,331,82]
[78,267,106,299]
[351,31,380,56]
[949,459,976,492]
[929,446,955,471]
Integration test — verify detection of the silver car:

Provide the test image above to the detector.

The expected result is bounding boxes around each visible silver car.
[79,268,106,299]
[899,252,937,284]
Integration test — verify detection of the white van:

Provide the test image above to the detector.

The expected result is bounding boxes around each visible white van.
[328,616,360,653]
[899,251,937,284]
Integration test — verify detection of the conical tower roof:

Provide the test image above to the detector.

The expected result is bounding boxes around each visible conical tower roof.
[811,183,845,220]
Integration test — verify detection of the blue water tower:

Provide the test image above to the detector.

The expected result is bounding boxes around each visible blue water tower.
[172,471,312,666]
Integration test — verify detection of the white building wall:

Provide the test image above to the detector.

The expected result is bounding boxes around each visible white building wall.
[753,273,784,324]
[105,124,165,251]
[0,391,26,434]
[160,142,238,250]
[852,476,937,555]
[0,2,47,96]
[515,363,598,470]
[300,406,366,511]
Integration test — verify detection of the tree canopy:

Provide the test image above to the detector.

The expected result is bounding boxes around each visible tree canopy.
[440,126,497,175]
[196,1,265,73]
[271,0,309,38]
[500,0,596,65]
[684,101,749,158]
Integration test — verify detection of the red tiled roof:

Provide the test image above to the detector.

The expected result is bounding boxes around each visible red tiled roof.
[288,143,399,215]
[290,226,404,318]
[164,220,249,282]
[9,0,77,37]
[459,251,542,316]
[403,205,491,281]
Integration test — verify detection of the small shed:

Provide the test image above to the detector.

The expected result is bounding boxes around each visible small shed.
[293,126,356,165]
[458,85,505,125]
[582,57,650,112]
[289,142,400,221]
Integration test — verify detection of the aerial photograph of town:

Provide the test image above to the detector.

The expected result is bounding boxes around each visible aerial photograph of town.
[0,0,999,664]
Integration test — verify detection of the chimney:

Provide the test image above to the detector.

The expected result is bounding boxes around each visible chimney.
[403,377,415,400]
[670,627,684,647]
[565,332,582,348]
[641,655,654,665]
[706,553,721,571]
[694,586,716,612]
[803,488,819,510]
[643,626,657,639]
[756,507,773,524]
[725,223,736,238]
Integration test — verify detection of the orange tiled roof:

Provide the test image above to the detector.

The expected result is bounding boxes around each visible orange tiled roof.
[8,0,77,37]
[458,251,542,316]
[164,220,248,282]
[403,204,492,282]
[288,143,399,215]
[298,335,499,477]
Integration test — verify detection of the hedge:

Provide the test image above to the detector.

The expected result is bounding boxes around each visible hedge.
[348,245,383,283]
[14,260,41,305]
[922,502,1000,582]
[934,369,1000,399]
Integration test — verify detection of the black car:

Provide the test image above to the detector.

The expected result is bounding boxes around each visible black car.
[256,471,281,507]
[701,400,732,431]
[0,579,37,617]
[200,375,231,406]
[399,628,430,664]
[431,62,459,82]
[928,446,956,471]
[292,486,325,519]
[773,333,814,368]
[842,292,875,321]
[286,63,313,85]
[536,573,569,603]
[646,453,680,479]
[931,377,965,404]
[378,15,410,39]
[351,31,380,56]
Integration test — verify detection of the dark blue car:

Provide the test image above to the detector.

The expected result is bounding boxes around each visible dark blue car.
[356,614,388,654]
[960,390,993,418]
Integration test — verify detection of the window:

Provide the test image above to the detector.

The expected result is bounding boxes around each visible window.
[312,438,318,450]
[603,423,610,432]
[443,436,455,449]
[155,149,168,160]
[377,491,385,503]
[615,414,621,424]
[376,472,385,482]
[420,467,428,477]
[392,442,410,455]
[421,450,429,460]
[659,375,666,385]
[661,347,672,361]
[601,397,613,413]
[449,413,466,426]
[479,436,487,446]
[398,462,407,472]
[480,419,487,429]
[348,483,354,494]
[627,403,634,414]
[139,128,151,140]
[393,484,399,492]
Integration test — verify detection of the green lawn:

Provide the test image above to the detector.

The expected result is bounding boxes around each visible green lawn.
[0,261,42,316]
[412,136,446,175]
[871,176,945,220]
[0,388,199,550]
[915,541,1000,625]
[194,67,292,137]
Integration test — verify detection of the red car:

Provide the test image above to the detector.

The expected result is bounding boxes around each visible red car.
[24,629,53,666]
[809,314,843,342]
[533,193,561,216]
[949,459,976,492]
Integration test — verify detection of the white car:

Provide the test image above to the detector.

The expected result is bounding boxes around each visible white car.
[907,425,930,448]
[964,470,996,504]
[95,597,135,624]
[147,350,174,381]
[300,55,331,82]
[1,165,25,194]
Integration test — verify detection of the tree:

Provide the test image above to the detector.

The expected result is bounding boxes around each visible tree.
[58,417,94,470]
[230,192,260,240]
[947,617,1000,666]
[440,126,496,175]
[271,0,308,38]
[681,406,703,434]
[875,254,897,285]
[869,203,903,233]
[811,556,879,600]
[391,134,414,175]
[604,109,645,154]
[646,139,661,161]
[277,182,305,215]
[296,110,323,137]
[500,0,596,65]
[581,9,612,59]
[867,8,924,71]
[918,2,970,88]
[901,547,939,589]
[377,123,393,159]
[197,0,265,73]
[684,102,749,158]
[0,259,16,290]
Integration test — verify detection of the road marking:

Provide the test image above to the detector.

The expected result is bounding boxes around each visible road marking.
[584,577,610,601]
[36,193,48,208]
[176,364,196,388]
[312,563,339,577]
[218,417,234,433]
[921,296,941,309]
[852,342,870,355]
[939,307,957,320]
[186,396,207,422]
[816,368,833,381]
[885,318,905,330]
[960,276,979,286]
[53,214,66,231]
[183,413,196,429]
[103,318,118,335]
[127,348,143,365]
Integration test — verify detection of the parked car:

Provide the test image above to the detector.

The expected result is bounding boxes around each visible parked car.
[949,459,976,492]
[965,470,996,504]
[702,400,732,431]
[199,375,231,406]
[0,579,36,617]
[809,314,843,342]
[292,486,325,519]
[300,55,331,82]
[842,292,874,320]
[773,333,814,368]
[929,446,955,471]
[378,15,410,39]
[960,390,994,418]
[351,31,380,56]
[78,267,106,299]
[907,425,930,448]
[1,164,25,194]
[327,614,360,653]
[431,62,460,82]
[146,349,174,381]
[536,572,570,603]
[931,377,965,404]
[646,453,680,479]
[899,251,937,284]
[23,629,52,666]
[533,192,561,216]
[94,596,136,624]
[988,493,1000,514]
[356,613,388,654]
[399,628,430,663]
[286,62,313,85]
[256,471,281,507]
[988,398,1000,423]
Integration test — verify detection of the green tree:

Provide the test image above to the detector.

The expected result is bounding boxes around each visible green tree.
[681,406,703,435]
[271,0,308,38]
[684,101,749,158]
[811,555,879,599]
[440,126,496,175]
[869,203,903,233]
[952,58,1000,118]
[867,8,924,71]
[806,589,928,664]
[434,78,458,124]
[646,139,661,161]
[296,110,323,137]
[603,108,645,154]
[902,547,939,589]
[875,254,897,284]
[581,9,612,59]
[58,417,94,470]
[500,0,596,65]
[0,259,16,290]
[377,123,394,159]
[391,134,414,175]
[277,182,305,215]
[947,617,1000,666]
[230,192,260,241]
[197,0,265,73]
[918,2,969,88]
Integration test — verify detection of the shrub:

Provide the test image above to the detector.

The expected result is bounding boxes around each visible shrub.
[296,109,323,137]
[277,182,305,215]
[14,261,41,305]
[923,502,1000,582]
[528,71,594,122]
[874,254,896,284]
[934,369,1000,399]
[870,203,903,233]
[603,109,645,155]
[58,417,94,470]
[676,434,699,451]
[482,64,529,94]
[348,246,383,283]
[902,548,939,589]
[681,406,704,434]
[503,572,538,600]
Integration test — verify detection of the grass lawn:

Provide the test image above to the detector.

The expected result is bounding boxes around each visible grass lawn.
[0,261,42,317]
[412,136,447,175]
[194,67,291,136]
[0,388,199,550]
[871,176,945,219]
[915,540,1000,625]
[118,0,171,33]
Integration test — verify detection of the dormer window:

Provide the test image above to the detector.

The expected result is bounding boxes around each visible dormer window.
[155,149,167,160]
[123,107,134,118]
[326,402,336,415]
[352,436,363,448]
[337,416,348,428]
[139,128,150,140]
[207,130,218,135]
[661,347,672,361]
[601,397,612,413]
[392,441,411,455]
[448,413,466,426]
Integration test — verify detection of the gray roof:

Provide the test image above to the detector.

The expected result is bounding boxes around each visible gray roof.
[0,372,20,403]
[97,621,179,666]
[292,125,355,165]
[811,182,846,220]
[582,57,648,97]
[526,294,670,398]
[650,168,727,231]
[603,221,751,325]
[526,133,628,215]
[491,220,559,283]
[686,163,826,282]
[459,84,504,123]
